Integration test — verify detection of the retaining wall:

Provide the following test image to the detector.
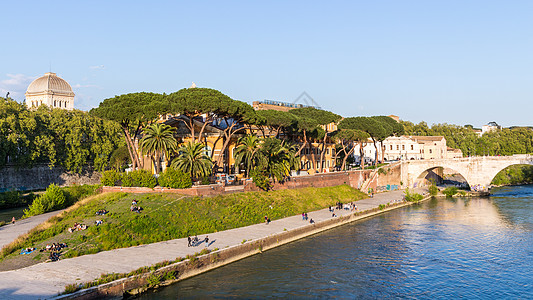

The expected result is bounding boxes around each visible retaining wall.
[55,198,425,300]
[0,165,101,192]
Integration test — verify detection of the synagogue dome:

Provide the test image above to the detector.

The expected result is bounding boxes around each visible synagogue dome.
[26,72,74,96]
[25,72,75,110]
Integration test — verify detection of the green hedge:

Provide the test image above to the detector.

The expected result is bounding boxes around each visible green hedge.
[158,168,192,189]
[121,170,157,188]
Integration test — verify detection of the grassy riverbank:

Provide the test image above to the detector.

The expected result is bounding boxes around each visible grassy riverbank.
[0,185,366,269]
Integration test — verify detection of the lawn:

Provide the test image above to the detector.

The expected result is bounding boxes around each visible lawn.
[0,185,367,266]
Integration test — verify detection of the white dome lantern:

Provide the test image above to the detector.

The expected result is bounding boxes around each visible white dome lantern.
[25,72,75,110]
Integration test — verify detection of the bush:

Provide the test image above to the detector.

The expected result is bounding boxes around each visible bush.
[158,168,192,189]
[250,169,271,191]
[428,184,438,196]
[404,188,423,203]
[101,170,121,186]
[24,184,66,217]
[121,170,157,188]
[63,185,99,206]
[0,190,23,209]
[442,187,458,197]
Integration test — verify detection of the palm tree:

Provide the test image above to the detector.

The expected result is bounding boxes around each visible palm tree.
[171,142,213,180]
[260,138,299,183]
[140,123,177,174]
[233,135,264,177]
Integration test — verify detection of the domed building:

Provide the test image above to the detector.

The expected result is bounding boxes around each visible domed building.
[25,72,75,110]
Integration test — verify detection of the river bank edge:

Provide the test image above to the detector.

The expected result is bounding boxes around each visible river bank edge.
[53,190,432,300]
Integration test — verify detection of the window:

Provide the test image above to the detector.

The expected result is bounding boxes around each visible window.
[397,145,399,150]
[429,149,432,154]
[411,145,414,150]
[326,148,330,155]
[402,145,405,150]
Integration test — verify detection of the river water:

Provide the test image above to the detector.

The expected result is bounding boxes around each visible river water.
[138,185,533,299]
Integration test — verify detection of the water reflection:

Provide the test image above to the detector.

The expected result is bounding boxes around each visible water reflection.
[138,186,533,299]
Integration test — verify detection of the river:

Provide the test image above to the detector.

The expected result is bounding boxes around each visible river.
[137,185,533,299]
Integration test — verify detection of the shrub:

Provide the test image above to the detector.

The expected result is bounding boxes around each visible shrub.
[0,190,23,209]
[101,170,121,186]
[250,169,271,191]
[23,184,66,217]
[428,184,438,196]
[442,187,458,197]
[63,185,99,206]
[121,170,157,188]
[404,188,423,203]
[158,168,192,189]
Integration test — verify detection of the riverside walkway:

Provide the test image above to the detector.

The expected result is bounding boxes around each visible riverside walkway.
[0,189,420,299]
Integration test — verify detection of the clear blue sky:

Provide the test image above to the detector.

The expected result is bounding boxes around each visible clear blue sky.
[1,1,531,127]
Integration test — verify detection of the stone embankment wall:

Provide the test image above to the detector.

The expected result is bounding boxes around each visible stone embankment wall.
[56,199,424,300]
[0,165,101,192]
[101,167,403,196]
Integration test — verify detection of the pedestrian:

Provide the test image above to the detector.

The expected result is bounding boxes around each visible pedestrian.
[302,212,305,221]
[11,217,15,225]
[304,213,308,220]
[187,235,191,247]
[205,236,209,247]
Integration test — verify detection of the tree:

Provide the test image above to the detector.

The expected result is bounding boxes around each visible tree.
[90,92,167,170]
[289,107,341,172]
[171,142,213,180]
[371,116,404,162]
[258,138,298,183]
[233,135,264,177]
[254,110,298,138]
[167,88,233,143]
[332,129,370,170]
[211,100,258,172]
[338,116,383,166]
[140,123,178,174]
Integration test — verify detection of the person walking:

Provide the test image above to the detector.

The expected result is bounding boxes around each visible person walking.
[204,236,209,247]
[187,235,192,247]
[11,217,15,225]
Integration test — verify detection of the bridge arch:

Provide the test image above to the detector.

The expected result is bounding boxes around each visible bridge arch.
[401,155,533,192]
[413,166,469,188]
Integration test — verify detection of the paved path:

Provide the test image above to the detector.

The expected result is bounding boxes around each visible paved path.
[0,210,65,250]
[0,189,420,299]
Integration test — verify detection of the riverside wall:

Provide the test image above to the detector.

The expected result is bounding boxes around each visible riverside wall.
[101,166,402,196]
[56,195,429,300]
[0,165,101,192]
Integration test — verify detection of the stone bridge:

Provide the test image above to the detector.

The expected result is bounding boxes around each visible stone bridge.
[400,154,533,191]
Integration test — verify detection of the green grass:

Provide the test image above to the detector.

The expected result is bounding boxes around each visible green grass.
[1,185,366,262]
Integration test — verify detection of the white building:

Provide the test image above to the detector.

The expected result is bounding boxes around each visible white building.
[481,122,501,135]
[353,135,462,164]
[25,72,75,110]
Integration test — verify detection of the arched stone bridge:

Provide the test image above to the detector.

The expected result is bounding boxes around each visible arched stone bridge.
[400,155,533,192]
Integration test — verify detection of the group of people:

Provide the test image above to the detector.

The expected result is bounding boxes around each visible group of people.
[68,222,87,233]
[40,243,68,261]
[187,235,209,247]
[95,209,108,216]
[130,199,143,213]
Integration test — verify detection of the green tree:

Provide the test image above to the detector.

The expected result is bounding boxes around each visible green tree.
[233,135,264,177]
[90,92,167,170]
[140,123,178,174]
[171,142,213,180]
[167,88,233,143]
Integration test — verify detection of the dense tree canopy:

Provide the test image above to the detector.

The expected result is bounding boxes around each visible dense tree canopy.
[0,97,122,172]
[401,121,533,156]
[90,92,166,169]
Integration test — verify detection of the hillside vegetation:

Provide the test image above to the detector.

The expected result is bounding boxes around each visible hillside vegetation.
[491,165,533,186]
[0,185,366,265]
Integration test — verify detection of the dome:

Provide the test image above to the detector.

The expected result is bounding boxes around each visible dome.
[26,72,75,96]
